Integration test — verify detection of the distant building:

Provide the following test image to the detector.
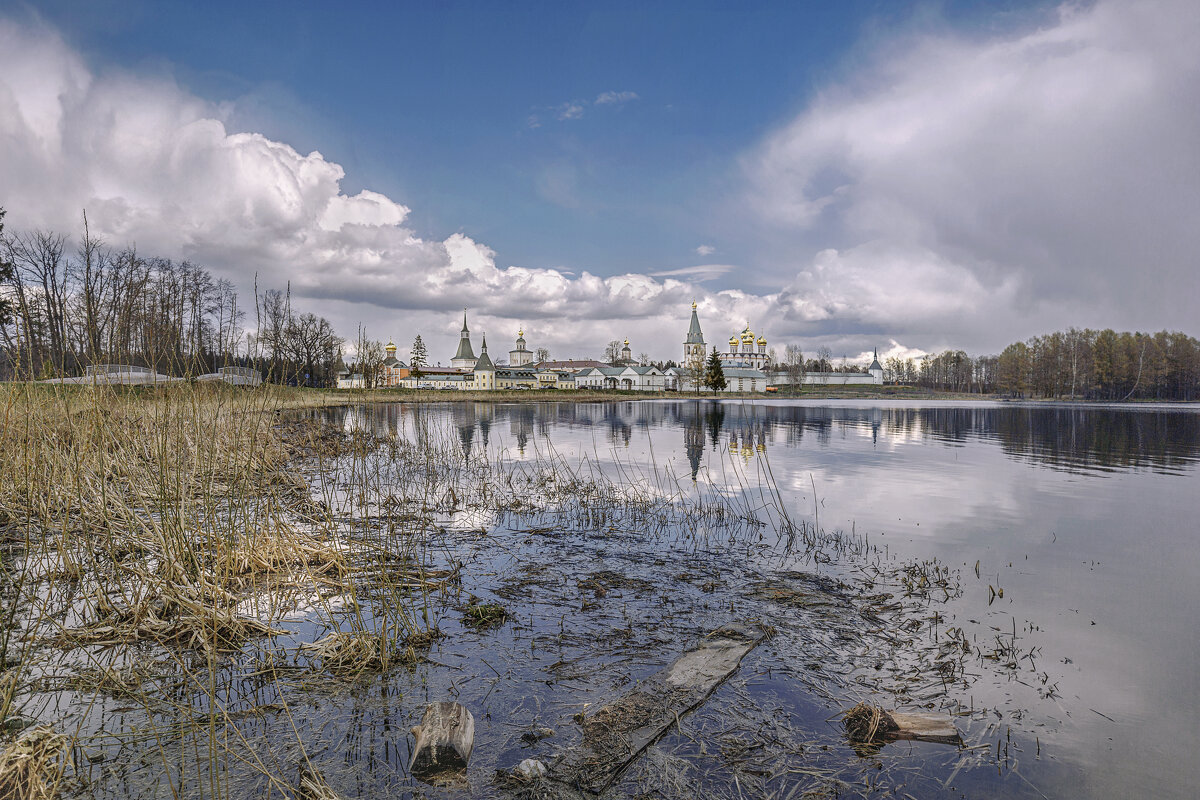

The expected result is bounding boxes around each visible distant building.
[536,359,607,372]
[722,326,769,370]
[678,303,769,392]
[509,329,534,366]
[451,310,477,370]
[575,365,666,391]
[610,338,636,367]
[379,341,410,386]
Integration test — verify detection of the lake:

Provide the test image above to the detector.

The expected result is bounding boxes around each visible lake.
[321,398,1199,799]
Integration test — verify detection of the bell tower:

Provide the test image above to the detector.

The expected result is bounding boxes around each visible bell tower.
[683,301,705,365]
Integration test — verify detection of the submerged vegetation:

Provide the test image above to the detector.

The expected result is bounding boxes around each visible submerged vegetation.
[0,383,1064,799]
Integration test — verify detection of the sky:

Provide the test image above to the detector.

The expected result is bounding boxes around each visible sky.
[0,0,1197,366]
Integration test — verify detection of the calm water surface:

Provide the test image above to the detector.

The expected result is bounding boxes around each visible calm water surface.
[336,399,1199,799]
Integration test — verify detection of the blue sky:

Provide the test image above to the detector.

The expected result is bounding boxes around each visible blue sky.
[28,1,1054,279]
[1,1,1196,363]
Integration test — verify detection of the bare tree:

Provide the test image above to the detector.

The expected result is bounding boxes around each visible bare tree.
[784,344,805,387]
[816,345,833,373]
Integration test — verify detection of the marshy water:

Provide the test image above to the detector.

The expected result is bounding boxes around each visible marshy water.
[5,397,1198,799]
[328,399,1199,799]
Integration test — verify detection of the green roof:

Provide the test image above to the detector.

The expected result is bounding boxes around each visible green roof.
[686,305,705,344]
[474,335,495,371]
[453,311,476,361]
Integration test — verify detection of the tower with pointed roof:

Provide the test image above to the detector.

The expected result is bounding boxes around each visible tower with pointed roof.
[451,309,477,370]
[868,348,884,384]
[473,334,496,390]
[683,301,706,367]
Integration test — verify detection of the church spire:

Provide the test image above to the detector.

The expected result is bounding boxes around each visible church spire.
[452,308,476,365]
[685,301,704,344]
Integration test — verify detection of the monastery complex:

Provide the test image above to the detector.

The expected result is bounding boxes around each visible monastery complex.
[338,305,883,392]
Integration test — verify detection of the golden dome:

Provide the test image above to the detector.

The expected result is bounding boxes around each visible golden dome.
[728,335,738,345]
[691,300,697,310]
[518,328,524,337]
[740,328,756,344]
[757,336,767,346]
[623,338,629,346]
[386,341,396,350]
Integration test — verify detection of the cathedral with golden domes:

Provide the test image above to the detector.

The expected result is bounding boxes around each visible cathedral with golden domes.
[682,301,769,369]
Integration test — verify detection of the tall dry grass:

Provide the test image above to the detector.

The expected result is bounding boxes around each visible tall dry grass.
[0,382,383,799]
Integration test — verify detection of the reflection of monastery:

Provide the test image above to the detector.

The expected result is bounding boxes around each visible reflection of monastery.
[338,304,883,390]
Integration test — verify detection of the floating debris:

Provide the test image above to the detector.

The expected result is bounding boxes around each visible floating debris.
[843,702,960,747]
[547,624,766,795]
[410,702,476,777]
[464,601,509,629]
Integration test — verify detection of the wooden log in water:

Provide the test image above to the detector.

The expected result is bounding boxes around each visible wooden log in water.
[409,702,475,775]
[886,711,960,744]
[547,623,765,795]
[844,702,961,747]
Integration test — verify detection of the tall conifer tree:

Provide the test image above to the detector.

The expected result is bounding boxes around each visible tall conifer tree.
[704,347,726,393]
[410,334,427,378]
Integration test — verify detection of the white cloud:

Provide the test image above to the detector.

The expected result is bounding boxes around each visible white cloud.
[649,264,733,282]
[746,0,1200,350]
[695,244,715,257]
[853,340,927,365]
[0,18,759,360]
[555,102,584,121]
[8,4,1190,365]
[595,90,638,105]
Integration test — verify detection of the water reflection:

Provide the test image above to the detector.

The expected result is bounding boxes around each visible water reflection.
[326,401,1200,476]
[306,399,1200,800]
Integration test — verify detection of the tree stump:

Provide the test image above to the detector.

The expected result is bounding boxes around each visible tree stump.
[409,702,475,775]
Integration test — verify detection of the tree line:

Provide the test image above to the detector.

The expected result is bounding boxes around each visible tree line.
[887,329,1200,400]
[0,211,343,385]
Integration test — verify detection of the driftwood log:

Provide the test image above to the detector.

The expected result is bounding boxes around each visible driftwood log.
[546,623,765,796]
[886,711,960,743]
[843,702,960,746]
[409,702,475,775]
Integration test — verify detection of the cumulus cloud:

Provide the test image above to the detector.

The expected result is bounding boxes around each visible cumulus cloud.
[7,3,1191,364]
[595,90,638,105]
[695,244,715,257]
[746,0,1200,350]
[0,18,760,359]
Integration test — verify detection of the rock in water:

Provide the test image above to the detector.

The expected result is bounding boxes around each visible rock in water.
[514,758,548,780]
[409,702,475,775]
